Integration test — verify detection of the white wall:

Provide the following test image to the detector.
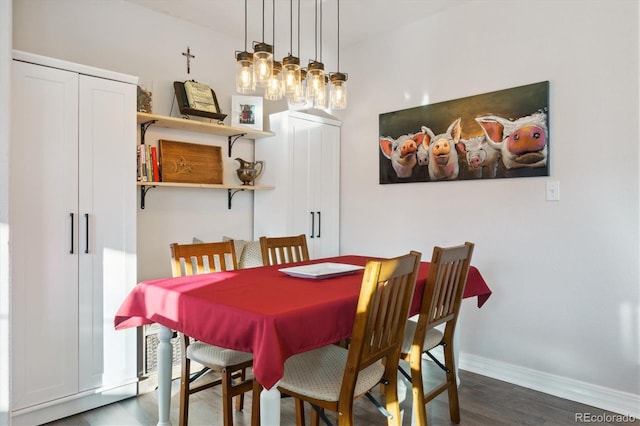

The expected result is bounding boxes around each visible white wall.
[12,0,640,418]
[336,0,640,416]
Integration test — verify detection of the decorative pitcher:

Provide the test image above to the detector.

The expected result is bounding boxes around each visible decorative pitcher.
[235,158,265,185]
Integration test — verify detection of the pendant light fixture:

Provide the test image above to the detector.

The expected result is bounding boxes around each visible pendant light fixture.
[235,0,255,94]
[307,0,325,101]
[329,0,347,109]
[253,0,273,88]
[235,0,347,108]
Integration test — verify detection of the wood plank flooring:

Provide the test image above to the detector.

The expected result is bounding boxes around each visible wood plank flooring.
[43,360,636,426]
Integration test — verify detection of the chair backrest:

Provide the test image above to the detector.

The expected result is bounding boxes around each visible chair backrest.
[259,234,310,266]
[416,242,474,339]
[170,240,238,277]
[341,251,422,399]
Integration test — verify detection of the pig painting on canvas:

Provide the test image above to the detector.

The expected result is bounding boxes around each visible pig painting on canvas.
[379,131,425,178]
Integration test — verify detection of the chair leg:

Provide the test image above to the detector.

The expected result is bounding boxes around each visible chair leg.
[235,367,246,411]
[251,380,262,426]
[382,372,401,426]
[221,368,234,426]
[294,398,306,426]
[179,357,191,426]
[409,351,428,426]
[443,340,460,423]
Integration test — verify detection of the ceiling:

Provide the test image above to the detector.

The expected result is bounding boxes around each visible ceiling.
[125,0,468,59]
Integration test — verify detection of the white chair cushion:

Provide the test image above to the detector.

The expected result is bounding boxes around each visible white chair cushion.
[401,321,444,355]
[187,341,253,368]
[278,345,385,402]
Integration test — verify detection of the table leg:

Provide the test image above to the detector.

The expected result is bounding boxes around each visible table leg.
[157,325,173,426]
[260,382,281,426]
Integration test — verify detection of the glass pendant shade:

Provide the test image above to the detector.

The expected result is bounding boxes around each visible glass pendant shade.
[282,55,301,96]
[235,51,255,94]
[265,61,284,101]
[330,72,347,109]
[307,61,325,100]
[253,42,273,88]
[289,69,308,106]
[314,75,329,109]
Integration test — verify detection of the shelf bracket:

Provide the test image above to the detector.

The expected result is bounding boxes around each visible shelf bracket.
[227,188,245,209]
[140,120,157,145]
[228,133,247,157]
[140,185,156,209]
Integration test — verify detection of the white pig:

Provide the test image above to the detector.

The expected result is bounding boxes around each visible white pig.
[475,111,548,170]
[456,136,502,178]
[420,118,462,181]
[379,131,425,178]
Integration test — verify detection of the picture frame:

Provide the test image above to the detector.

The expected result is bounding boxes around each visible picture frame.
[379,81,550,184]
[231,95,263,131]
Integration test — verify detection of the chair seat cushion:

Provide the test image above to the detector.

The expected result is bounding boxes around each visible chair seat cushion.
[187,341,253,368]
[278,345,385,402]
[401,321,444,355]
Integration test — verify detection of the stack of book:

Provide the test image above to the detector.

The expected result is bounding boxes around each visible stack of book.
[137,144,160,182]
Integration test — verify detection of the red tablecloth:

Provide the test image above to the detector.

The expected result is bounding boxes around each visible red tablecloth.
[115,255,491,389]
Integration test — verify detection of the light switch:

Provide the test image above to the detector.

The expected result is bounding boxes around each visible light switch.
[546,181,560,201]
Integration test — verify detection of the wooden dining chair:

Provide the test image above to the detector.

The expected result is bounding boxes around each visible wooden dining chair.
[259,234,310,265]
[262,251,422,426]
[170,241,254,426]
[399,242,474,426]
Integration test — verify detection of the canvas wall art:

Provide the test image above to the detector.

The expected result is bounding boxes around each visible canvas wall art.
[379,81,550,184]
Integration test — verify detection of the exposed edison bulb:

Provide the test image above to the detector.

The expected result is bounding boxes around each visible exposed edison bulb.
[330,73,348,109]
[282,55,301,96]
[253,42,273,88]
[289,69,308,107]
[235,51,255,94]
[314,76,329,109]
[307,61,325,100]
[265,61,284,101]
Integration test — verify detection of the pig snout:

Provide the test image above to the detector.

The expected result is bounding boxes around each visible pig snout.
[507,125,546,155]
[399,140,417,158]
[469,155,482,168]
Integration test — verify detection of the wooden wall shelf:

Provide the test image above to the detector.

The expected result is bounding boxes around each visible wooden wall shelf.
[137,112,274,155]
[137,182,274,209]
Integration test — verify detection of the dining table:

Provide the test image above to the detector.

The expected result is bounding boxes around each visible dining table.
[114,254,492,426]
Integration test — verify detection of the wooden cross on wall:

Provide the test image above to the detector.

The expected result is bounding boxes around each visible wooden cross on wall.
[182,47,195,74]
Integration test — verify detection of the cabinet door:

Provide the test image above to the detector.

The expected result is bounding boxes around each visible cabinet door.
[78,75,137,391]
[10,61,80,409]
[310,123,340,258]
[290,116,340,259]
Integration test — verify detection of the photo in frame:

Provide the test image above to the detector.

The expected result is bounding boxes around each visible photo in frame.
[379,81,550,184]
[231,96,263,131]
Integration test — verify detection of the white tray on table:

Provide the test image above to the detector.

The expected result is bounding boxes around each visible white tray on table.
[279,262,365,280]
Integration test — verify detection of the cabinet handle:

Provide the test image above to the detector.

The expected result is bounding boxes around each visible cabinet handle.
[317,211,321,238]
[70,213,74,254]
[84,213,89,254]
[310,212,315,239]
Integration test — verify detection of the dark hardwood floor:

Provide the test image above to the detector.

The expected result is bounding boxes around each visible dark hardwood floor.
[44,360,636,426]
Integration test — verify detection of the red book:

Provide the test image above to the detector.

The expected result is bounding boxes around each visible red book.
[150,146,160,182]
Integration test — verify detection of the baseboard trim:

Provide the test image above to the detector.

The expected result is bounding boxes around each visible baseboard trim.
[459,352,640,419]
[10,382,138,425]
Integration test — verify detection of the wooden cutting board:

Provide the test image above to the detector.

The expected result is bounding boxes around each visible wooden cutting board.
[159,139,223,184]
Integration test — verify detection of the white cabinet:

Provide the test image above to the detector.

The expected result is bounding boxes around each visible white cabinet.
[254,110,341,258]
[10,52,137,424]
